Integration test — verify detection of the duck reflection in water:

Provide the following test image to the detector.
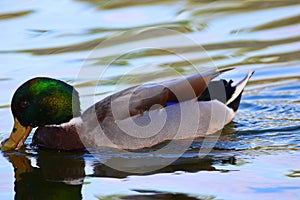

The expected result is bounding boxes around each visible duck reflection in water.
[3,150,85,200]
[3,147,237,199]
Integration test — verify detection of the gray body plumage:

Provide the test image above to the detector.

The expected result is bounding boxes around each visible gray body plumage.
[34,69,253,150]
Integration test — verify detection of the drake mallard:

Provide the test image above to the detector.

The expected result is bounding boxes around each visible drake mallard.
[1,69,253,151]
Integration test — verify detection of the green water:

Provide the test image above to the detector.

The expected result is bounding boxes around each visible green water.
[0,0,300,199]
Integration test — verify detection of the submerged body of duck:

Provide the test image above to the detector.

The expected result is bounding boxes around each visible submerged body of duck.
[1,69,253,151]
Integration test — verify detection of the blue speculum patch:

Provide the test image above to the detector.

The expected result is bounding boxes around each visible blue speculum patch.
[166,101,179,107]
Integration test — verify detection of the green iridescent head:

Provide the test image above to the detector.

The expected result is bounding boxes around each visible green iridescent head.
[11,77,81,127]
[2,77,81,151]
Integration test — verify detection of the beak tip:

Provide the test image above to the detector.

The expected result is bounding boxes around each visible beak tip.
[1,119,33,151]
[1,139,17,151]
[1,138,8,146]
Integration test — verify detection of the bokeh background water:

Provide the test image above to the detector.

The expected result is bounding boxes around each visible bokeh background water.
[0,0,300,199]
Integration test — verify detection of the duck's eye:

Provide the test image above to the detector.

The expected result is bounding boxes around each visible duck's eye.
[20,100,30,109]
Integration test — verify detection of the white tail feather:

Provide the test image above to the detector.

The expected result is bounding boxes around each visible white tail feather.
[226,71,254,106]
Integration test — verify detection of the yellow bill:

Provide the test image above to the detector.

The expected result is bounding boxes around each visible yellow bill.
[1,118,32,151]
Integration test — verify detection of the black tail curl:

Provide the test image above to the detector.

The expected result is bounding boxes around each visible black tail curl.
[198,79,242,111]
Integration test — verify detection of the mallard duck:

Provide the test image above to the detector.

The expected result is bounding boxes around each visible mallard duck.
[1,69,253,151]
